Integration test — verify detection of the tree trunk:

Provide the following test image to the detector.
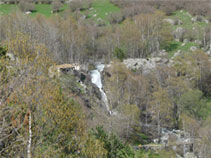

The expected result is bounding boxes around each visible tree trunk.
[27,111,32,158]
[157,110,160,138]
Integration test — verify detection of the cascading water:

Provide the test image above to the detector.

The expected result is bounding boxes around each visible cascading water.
[91,64,112,115]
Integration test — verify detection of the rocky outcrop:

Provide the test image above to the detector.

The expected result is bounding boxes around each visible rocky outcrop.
[163,18,175,25]
[54,63,110,110]
[123,57,168,75]
[159,129,195,158]
[164,19,183,25]
[6,53,15,61]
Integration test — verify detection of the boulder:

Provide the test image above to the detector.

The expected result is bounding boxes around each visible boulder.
[25,11,32,15]
[190,46,197,51]
[183,39,189,43]
[174,27,185,41]
[191,17,197,23]
[6,53,15,61]
[173,50,181,57]
[163,19,175,25]
[206,50,211,56]
[158,49,167,57]
[194,40,202,45]
[192,16,203,22]
[175,19,183,25]
[204,19,209,24]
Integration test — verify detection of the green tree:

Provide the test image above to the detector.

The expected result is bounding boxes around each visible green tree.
[91,126,135,158]
[150,87,173,137]
[114,47,126,62]
[0,32,107,157]
[180,89,206,119]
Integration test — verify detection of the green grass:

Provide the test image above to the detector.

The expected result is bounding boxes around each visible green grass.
[0,4,18,14]
[169,10,209,30]
[0,4,68,17]
[163,10,210,58]
[0,1,119,21]
[83,0,120,24]
[163,41,199,58]
[33,4,52,17]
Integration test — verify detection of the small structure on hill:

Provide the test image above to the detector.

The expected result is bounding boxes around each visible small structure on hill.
[49,63,80,78]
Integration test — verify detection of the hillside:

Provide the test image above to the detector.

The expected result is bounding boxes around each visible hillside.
[0,0,210,157]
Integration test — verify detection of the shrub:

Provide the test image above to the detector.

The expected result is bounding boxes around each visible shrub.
[84,0,92,9]
[90,126,135,158]
[19,1,35,12]
[161,3,177,15]
[114,47,126,61]
[187,2,210,16]
[52,0,62,13]
[184,29,197,42]
[69,0,83,12]
[40,0,52,4]
[0,46,7,59]
[196,16,203,22]
[109,12,124,24]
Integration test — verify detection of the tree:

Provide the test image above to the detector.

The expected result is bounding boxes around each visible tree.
[91,126,135,158]
[121,103,140,141]
[180,89,206,119]
[113,47,126,62]
[149,87,173,137]
[166,76,190,128]
[198,117,211,158]
[0,32,107,157]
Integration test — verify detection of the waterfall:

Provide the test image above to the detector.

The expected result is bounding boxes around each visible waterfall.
[91,64,112,115]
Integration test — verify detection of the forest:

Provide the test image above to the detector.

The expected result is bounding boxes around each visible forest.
[0,0,210,157]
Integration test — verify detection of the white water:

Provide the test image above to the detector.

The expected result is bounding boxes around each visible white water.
[91,64,112,115]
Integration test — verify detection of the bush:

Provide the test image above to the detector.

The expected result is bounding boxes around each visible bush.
[19,1,35,12]
[184,29,197,41]
[0,46,7,59]
[40,0,52,4]
[52,0,62,13]
[207,12,211,22]
[161,3,177,15]
[69,0,83,12]
[196,16,203,22]
[109,12,124,24]
[119,5,154,19]
[187,2,210,16]
[84,0,92,9]
[90,126,135,158]
[114,47,126,61]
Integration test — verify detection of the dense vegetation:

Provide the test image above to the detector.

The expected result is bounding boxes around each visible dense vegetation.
[0,0,210,157]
